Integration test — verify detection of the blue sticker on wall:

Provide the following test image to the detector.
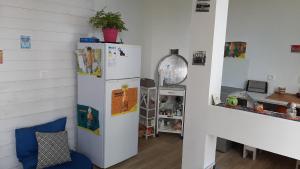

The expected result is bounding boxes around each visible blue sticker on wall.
[20,35,31,49]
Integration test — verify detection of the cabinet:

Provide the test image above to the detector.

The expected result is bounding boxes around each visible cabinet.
[156,86,186,136]
[139,86,157,139]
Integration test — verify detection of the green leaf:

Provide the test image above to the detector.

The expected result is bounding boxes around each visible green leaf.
[89,9,128,31]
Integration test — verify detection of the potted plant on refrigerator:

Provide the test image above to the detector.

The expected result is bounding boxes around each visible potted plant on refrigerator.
[89,9,127,43]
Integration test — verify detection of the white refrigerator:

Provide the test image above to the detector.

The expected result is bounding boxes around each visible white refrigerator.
[76,43,141,168]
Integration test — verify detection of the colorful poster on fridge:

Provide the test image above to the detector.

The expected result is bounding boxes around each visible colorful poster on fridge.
[76,47,102,77]
[111,86,138,116]
[77,104,100,135]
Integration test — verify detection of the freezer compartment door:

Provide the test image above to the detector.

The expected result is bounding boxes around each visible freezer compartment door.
[104,78,140,168]
[105,44,141,80]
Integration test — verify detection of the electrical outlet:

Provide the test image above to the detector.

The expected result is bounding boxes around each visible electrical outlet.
[267,74,275,81]
[39,70,49,79]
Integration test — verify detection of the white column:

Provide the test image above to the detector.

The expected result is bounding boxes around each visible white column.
[182,0,229,168]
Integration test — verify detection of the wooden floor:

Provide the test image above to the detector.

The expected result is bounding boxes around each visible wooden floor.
[94,134,296,169]
[216,145,295,169]
[107,134,182,169]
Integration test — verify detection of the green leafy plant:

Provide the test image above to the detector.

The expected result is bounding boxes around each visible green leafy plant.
[89,9,128,31]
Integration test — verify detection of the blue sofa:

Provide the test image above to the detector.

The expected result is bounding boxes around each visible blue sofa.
[15,117,93,169]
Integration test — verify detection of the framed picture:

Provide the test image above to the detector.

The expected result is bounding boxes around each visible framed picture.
[20,35,31,49]
[192,51,206,65]
[291,45,300,53]
[196,2,210,12]
[224,42,247,59]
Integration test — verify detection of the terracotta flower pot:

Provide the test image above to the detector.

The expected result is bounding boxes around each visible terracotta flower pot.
[102,28,118,43]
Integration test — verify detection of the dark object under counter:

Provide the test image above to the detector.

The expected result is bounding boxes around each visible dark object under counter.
[258,101,300,116]
[217,137,232,153]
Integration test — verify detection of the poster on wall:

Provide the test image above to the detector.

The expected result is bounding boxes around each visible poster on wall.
[0,50,3,64]
[75,47,102,77]
[196,0,211,12]
[111,86,138,116]
[192,51,206,65]
[291,45,300,53]
[224,42,247,59]
[77,104,100,136]
[20,35,31,49]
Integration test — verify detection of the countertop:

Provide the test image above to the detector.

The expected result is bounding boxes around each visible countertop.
[228,91,300,108]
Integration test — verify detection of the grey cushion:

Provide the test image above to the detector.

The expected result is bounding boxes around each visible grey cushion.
[36,131,71,169]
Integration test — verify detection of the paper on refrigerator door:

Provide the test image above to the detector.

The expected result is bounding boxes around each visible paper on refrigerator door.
[107,49,117,67]
[77,104,100,135]
[75,47,102,77]
[111,87,138,116]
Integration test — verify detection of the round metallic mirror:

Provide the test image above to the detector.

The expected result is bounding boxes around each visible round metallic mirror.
[157,49,188,85]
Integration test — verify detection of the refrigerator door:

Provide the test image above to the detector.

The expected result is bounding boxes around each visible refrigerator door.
[104,78,140,168]
[105,44,141,80]
[77,75,105,167]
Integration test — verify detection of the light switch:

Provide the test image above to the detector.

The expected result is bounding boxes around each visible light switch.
[39,70,49,79]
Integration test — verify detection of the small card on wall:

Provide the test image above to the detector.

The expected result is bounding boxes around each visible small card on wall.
[20,35,31,49]
[0,50,3,64]
[193,51,206,65]
[196,0,210,12]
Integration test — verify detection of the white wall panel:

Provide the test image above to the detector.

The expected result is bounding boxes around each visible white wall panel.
[0,6,89,26]
[0,96,75,119]
[0,86,75,106]
[0,0,93,168]
[0,60,75,71]
[0,0,93,17]
[0,78,75,93]
[1,51,75,61]
[0,69,75,82]
[0,17,90,34]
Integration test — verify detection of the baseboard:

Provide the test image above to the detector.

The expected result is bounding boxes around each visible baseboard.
[204,162,216,169]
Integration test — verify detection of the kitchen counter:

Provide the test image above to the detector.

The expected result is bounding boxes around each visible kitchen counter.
[217,103,300,122]
[228,91,300,108]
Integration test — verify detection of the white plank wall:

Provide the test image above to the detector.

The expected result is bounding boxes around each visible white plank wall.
[0,0,94,168]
